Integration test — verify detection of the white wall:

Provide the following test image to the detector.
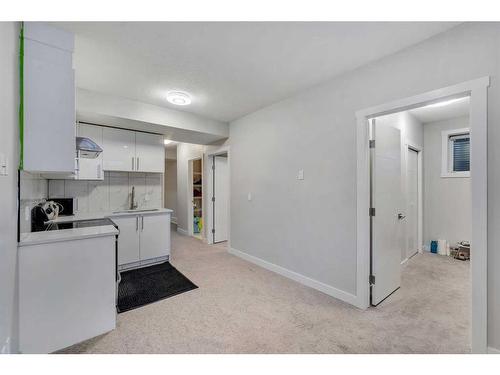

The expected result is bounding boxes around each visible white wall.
[0,22,19,354]
[165,159,178,223]
[376,111,423,261]
[423,116,471,248]
[229,23,500,349]
[176,143,204,233]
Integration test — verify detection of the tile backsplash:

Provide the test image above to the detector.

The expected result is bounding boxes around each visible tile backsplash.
[48,172,163,213]
[19,171,163,233]
[20,171,49,233]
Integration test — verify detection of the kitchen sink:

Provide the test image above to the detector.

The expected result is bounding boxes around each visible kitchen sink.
[112,209,160,214]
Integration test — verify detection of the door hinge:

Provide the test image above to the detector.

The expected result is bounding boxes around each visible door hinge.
[212,164,215,170]
[212,196,215,202]
[369,207,376,217]
[212,229,215,234]
[369,140,375,148]
[369,275,376,285]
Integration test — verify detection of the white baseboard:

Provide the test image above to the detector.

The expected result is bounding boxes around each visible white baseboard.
[488,346,500,354]
[1,336,10,354]
[177,227,189,236]
[229,247,358,306]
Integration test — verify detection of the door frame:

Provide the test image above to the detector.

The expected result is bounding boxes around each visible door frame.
[355,77,489,353]
[402,143,423,263]
[205,145,231,246]
[187,157,203,239]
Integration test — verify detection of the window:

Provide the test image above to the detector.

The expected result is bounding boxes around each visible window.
[450,134,470,172]
[441,127,470,178]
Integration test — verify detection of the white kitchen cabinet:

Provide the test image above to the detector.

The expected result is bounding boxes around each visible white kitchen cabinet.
[101,126,164,173]
[116,212,171,270]
[140,213,171,261]
[102,127,136,172]
[23,23,75,174]
[18,234,116,353]
[135,132,165,173]
[76,123,104,180]
[114,215,141,267]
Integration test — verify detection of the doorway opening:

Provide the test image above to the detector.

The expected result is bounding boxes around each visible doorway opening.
[356,77,489,353]
[188,158,203,240]
[369,96,471,310]
[164,142,178,231]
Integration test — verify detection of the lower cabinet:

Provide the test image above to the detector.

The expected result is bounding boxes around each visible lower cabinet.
[115,213,171,270]
[114,215,141,266]
[19,235,116,353]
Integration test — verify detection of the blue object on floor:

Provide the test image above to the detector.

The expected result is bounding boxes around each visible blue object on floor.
[430,241,438,254]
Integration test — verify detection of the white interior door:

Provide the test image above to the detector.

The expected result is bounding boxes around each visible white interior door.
[371,119,403,306]
[407,148,419,258]
[213,155,229,243]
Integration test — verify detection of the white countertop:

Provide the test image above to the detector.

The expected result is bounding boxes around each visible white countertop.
[20,208,172,247]
[48,208,173,224]
[19,225,119,247]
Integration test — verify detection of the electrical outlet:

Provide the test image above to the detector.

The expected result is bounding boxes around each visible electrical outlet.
[297,169,304,180]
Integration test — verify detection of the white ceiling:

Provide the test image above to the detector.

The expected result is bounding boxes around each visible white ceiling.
[54,22,460,123]
[409,96,470,123]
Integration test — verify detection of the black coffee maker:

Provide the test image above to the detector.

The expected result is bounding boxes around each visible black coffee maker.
[31,204,50,232]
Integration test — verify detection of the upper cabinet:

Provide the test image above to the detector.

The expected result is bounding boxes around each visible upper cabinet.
[102,127,164,173]
[102,127,136,172]
[135,132,165,173]
[23,23,76,174]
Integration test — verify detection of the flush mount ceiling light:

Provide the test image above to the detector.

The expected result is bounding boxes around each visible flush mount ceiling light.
[426,97,467,108]
[166,91,192,106]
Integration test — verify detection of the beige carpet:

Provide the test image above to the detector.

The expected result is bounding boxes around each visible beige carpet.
[60,231,470,354]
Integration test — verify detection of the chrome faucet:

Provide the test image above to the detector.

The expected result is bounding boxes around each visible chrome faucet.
[130,186,138,210]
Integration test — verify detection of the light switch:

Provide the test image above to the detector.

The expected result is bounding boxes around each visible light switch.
[247,193,252,201]
[0,152,7,176]
[297,169,304,180]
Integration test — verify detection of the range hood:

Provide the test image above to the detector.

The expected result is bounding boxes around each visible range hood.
[76,137,103,159]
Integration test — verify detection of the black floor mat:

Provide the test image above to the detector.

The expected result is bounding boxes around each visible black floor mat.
[117,262,198,313]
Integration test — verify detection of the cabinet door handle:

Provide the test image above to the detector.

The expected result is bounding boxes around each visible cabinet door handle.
[137,157,140,171]
[141,216,144,231]
[132,157,135,171]
[136,216,139,231]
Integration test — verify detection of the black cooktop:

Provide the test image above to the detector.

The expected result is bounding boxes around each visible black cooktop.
[35,218,117,232]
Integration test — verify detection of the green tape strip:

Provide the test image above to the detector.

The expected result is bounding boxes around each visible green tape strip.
[18,23,24,170]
